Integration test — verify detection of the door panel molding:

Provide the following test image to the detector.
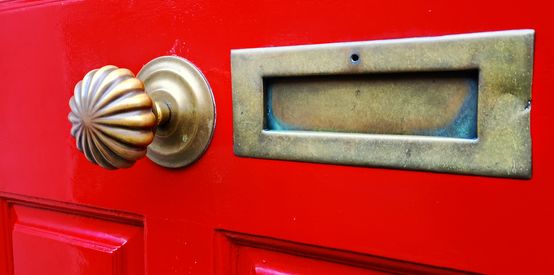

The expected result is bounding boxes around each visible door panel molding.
[0,192,145,275]
[216,230,480,275]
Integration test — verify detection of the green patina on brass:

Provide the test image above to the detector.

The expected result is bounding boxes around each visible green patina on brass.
[264,71,479,139]
[231,30,534,178]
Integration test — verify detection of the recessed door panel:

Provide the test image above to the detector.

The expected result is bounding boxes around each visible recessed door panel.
[6,199,144,275]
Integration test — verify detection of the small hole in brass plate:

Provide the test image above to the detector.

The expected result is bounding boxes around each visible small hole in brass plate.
[350,53,360,63]
[525,100,531,110]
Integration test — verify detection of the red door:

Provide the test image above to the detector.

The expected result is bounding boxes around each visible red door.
[0,1,552,274]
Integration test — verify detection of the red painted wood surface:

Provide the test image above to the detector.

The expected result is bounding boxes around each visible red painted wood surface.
[0,0,553,274]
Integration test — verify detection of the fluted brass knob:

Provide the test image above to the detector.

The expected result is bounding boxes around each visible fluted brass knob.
[68,56,215,169]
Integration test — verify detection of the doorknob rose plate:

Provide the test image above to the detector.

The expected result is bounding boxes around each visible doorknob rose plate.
[138,56,216,168]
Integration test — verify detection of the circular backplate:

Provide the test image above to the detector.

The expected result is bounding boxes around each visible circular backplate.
[137,56,215,168]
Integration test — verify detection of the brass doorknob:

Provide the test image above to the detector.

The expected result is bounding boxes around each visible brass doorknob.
[68,56,216,169]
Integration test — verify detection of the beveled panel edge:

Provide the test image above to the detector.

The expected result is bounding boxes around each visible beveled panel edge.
[0,192,144,226]
[231,30,534,178]
[215,230,480,275]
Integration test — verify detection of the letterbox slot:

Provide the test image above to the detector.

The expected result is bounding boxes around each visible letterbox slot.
[264,70,478,139]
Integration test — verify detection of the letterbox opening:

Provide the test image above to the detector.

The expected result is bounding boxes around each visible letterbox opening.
[263,70,478,139]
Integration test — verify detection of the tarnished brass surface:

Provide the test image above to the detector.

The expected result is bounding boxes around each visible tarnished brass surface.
[266,71,477,138]
[138,56,216,168]
[68,56,215,169]
[69,65,157,169]
[232,30,534,178]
